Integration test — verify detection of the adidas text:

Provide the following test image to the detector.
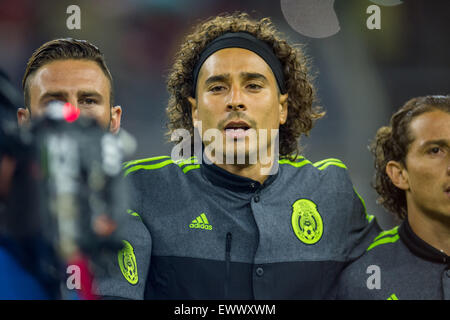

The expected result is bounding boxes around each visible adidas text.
[189,223,213,230]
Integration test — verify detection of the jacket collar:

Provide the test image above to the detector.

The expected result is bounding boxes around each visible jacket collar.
[200,161,279,193]
[399,219,450,264]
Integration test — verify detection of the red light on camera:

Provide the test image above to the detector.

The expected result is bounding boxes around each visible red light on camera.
[63,102,80,123]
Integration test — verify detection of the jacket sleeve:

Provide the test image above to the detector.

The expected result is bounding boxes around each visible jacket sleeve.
[322,163,381,261]
[94,173,151,300]
[322,165,382,299]
[344,185,381,261]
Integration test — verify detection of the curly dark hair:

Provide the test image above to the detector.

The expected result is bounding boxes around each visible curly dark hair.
[165,12,324,159]
[370,95,450,220]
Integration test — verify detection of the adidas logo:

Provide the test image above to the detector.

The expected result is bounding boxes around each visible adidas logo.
[387,293,399,300]
[189,213,213,231]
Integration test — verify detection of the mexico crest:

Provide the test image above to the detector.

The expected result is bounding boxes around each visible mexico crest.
[118,240,138,285]
[291,199,323,245]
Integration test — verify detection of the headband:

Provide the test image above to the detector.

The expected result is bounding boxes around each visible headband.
[191,32,286,97]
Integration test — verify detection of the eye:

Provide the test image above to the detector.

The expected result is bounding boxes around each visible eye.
[428,146,443,155]
[246,83,262,91]
[209,85,226,93]
[46,99,65,106]
[81,98,97,105]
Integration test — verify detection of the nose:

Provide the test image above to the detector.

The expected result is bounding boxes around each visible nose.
[226,85,246,111]
[69,99,79,110]
[58,97,78,110]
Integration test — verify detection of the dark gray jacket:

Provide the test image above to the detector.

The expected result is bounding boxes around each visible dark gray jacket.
[336,220,450,300]
[97,156,380,299]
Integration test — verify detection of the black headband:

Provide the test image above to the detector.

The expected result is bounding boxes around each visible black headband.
[192,32,286,97]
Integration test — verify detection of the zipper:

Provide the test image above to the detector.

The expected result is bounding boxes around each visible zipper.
[224,232,232,299]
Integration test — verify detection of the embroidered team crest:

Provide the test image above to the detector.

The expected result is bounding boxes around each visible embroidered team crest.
[118,240,138,285]
[291,199,323,245]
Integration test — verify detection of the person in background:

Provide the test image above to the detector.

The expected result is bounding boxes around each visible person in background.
[336,95,450,300]
[17,38,121,133]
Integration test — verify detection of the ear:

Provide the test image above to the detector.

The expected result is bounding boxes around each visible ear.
[17,107,30,126]
[386,160,409,191]
[109,105,122,134]
[279,93,288,125]
[187,97,198,127]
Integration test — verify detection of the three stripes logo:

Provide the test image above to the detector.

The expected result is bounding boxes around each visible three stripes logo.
[387,293,399,300]
[367,226,399,251]
[189,213,213,231]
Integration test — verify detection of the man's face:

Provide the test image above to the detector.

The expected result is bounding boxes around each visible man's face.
[189,48,287,164]
[18,59,121,133]
[402,109,450,218]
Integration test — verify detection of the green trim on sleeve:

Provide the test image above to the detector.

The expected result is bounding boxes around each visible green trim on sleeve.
[367,227,400,251]
[182,165,201,174]
[313,158,344,167]
[123,156,200,176]
[123,156,171,169]
[353,187,375,223]
[278,157,312,168]
[313,158,347,171]
[124,159,174,177]
[278,157,348,170]
[316,161,347,170]
[372,226,399,242]
[367,234,399,251]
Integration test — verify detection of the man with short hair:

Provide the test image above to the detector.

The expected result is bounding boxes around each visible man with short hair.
[17,38,121,133]
[7,39,126,299]
[336,95,450,300]
[97,12,380,300]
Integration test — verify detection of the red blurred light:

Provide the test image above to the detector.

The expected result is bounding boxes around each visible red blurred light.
[63,102,80,123]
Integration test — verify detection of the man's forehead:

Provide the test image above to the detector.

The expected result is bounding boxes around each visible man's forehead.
[409,110,450,145]
[199,48,274,80]
[31,59,107,86]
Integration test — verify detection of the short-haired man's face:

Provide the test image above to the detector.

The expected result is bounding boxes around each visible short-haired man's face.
[18,59,121,133]
[392,109,450,219]
[189,48,287,164]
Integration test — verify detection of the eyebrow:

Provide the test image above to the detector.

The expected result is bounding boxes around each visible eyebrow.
[204,72,268,86]
[419,139,449,149]
[39,90,104,103]
[241,72,268,83]
[204,74,230,86]
[39,91,68,103]
[78,91,104,102]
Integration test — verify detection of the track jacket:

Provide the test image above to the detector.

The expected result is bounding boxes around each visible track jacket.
[96,156,380,299]
[336,219,450,300]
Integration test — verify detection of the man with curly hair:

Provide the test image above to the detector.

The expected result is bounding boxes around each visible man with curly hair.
[97,13,380,300]
[336,95,450,300]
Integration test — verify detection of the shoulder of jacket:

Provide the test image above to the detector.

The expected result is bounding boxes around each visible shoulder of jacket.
[366,226,401,252]
[279,156,348,173]
[122,155,200,177]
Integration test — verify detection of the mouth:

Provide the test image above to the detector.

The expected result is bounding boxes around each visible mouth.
[224,121,251,139]
[445,186,450,197]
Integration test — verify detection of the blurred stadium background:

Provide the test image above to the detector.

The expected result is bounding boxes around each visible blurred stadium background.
[1,0,449,229]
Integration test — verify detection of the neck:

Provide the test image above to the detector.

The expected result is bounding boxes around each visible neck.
[408,210,450,256]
